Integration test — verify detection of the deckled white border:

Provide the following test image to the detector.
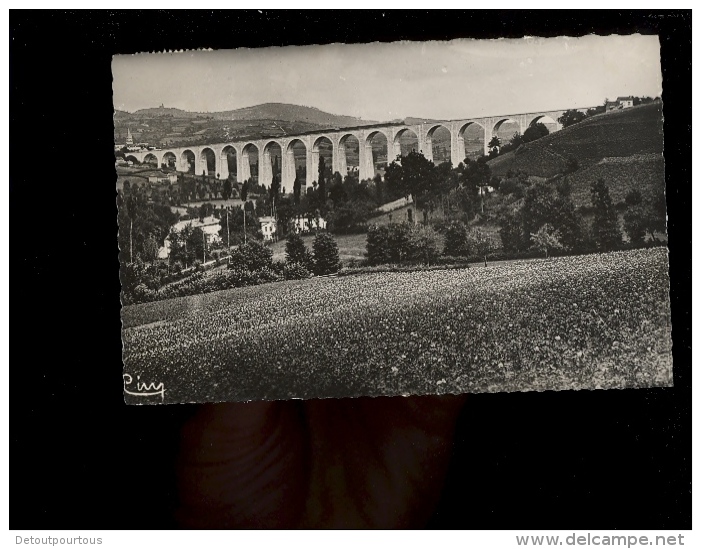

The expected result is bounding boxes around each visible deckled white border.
[2,3,697,545]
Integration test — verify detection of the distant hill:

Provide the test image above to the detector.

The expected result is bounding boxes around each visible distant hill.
[487,103,665,206]
[114,103,381,148]
[401,117,441,125]
[119,102,378,127]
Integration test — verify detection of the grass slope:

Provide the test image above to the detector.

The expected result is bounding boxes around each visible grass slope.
[488,103,664,178]
[122,248,672,404]
[569,154,666,207]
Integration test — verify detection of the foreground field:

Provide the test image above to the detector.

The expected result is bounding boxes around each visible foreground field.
[122,248,672,403]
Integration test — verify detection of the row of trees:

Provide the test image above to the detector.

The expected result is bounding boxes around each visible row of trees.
[117,183,179,265]
[284,232,341,276]
[497,177,666,256]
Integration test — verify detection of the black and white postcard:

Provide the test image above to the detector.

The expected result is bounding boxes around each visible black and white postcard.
[116,35,671,404]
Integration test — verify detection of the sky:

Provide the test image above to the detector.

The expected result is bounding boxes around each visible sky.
[112,34,663,122]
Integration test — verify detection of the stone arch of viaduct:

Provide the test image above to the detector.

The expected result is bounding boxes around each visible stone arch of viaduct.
[129,109,573,188]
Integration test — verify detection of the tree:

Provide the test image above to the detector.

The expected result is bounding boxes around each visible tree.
[469,228,498,267]
[366,225,391,265]
[311,232,340,275]
[122,191,140,263]
[141,235,160,264]
[623,189,667,246]
[406,225,441,265]
[510,132,525,149]
[590,179,622,251]
[317,156,327,210]
[461,157,491,213]
[530,223,563,258]
[384,151,436,203]
[442,221,471,257]
[623,204,648,246]
[521,181,557,239]
[241,180,251,243]
[488,135,501,157]
[222,179,232,201]
[285,231,308,266]
[219,206,261,246]
[522,122,550,143]
[293,174,302,207]
[558,109,587,128]
[229,240,273,271]
[564,156,579,174]
[499,209,529,253]
[552,192,584,252]
[186,226,207,265]
[275,196,295,236]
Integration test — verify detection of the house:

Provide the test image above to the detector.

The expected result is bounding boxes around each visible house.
[148,172,178,185]
[258,216,277,242]
[290,216,327,234]
[617,96,635,108]
[158,216,222,259]
[606,96,635,112]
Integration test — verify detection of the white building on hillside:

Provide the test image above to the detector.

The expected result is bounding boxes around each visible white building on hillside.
[148,172,178,185]
[158,216,222,259]
[258,216,277,242]
[290,216,327,234]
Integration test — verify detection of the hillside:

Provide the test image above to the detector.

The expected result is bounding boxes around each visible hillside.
[488,103,663,177]
[487,103,665,207]
[114,103,380,148]
[568,154,665,207]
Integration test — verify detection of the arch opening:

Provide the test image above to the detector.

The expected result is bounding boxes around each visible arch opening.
[286,139,308,187]
[262,141,283,189]
[493,119,520,144]
[528,115,558,134]
[199,147,216,177]
[162,152,177,170]
[312,136,334,182]
[459,122,486,162]
[393,128,419,161]
[143,153,158,167]
[365,131,389,179]
[339,134,360,177]
[181,150,196,174]
[221,145,237,181]
[426,125,452,165]
[241,144,259,184]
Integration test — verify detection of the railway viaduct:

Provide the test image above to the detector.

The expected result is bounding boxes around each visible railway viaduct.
[125,108,575,189]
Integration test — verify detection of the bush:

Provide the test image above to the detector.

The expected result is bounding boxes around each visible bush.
[312,232,341,275]
[442,221,471,257]
[284,262,311,280]
[228,240,273,271]
[285,232,308,265]
[366,225,394,265]
[366,222,417,265]
[367,222,443,266]
[271,259,286,276]
[252,267,283,285]
[499,179,526,198]
[406,225,441,265]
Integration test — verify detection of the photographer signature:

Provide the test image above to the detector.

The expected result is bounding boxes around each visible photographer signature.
[123,373,165,402]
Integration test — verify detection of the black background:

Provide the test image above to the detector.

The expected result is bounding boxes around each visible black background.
[10,10,691,529]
